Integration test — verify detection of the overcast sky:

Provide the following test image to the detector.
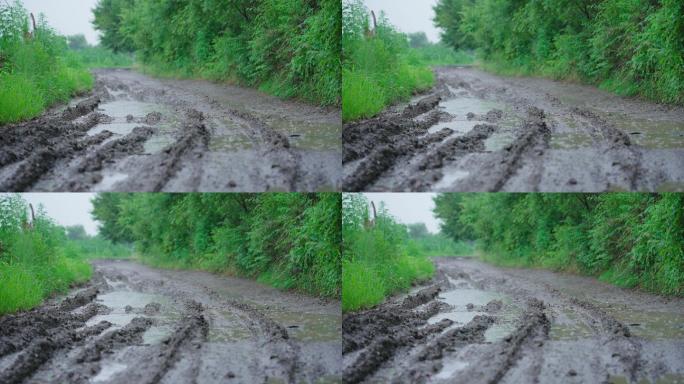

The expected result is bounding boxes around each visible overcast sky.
[363,0,441,42]
[363,193,441,233]
[19,193,99,235]
[21,0,100,44]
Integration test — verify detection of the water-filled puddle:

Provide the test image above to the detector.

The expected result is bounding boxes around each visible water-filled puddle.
[435,360,469,380]
[433,169,469,190]
[86,291,173,328]
[603,307,684,340]
[550,132,595,149]
[266,118,341,151]
[429,275,520,343]
[93,172,129,191]
[605,114,684,149]
[89,101,165,136]
[428,96,502,136]
[92,362,127,382]
[265,310,341,342]
[549,310,594,341]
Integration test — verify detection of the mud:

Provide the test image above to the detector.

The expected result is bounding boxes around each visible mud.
[0,69,341,192]
[343,67,684,192]
[343,257,684,383]
[0,260,341,383]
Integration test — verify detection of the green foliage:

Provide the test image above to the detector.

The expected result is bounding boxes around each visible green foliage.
[92,0,340,106]
[70,46,134,68]
[0,1,93,124]
[434,0,684,104]
[66,34,89,50]
[0,195,93,315]
[91,193,341,298]
[342,194,435,312]
[434,193,684,296]
[342,1,474,121]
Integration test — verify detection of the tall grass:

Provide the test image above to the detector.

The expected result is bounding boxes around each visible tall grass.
[342,1,474,122]
[0,195,93,315]
[342,194,435,312]
[0,1,93,125]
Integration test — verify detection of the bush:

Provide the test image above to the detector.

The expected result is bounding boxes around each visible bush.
[0,1,93,124]
[0,195,93,315]
[434,193,684,296]
[92,193,342,298]
[434,0,684,104]
[342,194,435,311]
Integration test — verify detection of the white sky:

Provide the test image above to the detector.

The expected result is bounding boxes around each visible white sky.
[363,193,441,233]
[363,0,441,42]
[18,193,99,235]
[20,0,100,45]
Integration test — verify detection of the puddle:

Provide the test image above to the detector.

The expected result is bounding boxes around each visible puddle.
[604,114,684,149]
[550,132,595,149]
[428,96,502,136]
[86,100,181,155]
[92,172,129,191]
[433,169,469,190]
[209,135,253,151]
[142,325,174,345]
[429,275,519,343]
[265,310,341,342]
[603,307,684,340]
[266,118,341,151]
[92,362,127,382]
[549,310,594,341]
[607,374,684,384]
[86,291,172,328]
[435,360,469,379]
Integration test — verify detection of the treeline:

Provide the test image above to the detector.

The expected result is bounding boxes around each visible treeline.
[0,1,92,124]
[93,0,340,106]
[342,0,472,122]
[342,194,434,311]
[434,194,683,296]
[0,195,120,315]
[92,193,341,297]
[434,0,684,104]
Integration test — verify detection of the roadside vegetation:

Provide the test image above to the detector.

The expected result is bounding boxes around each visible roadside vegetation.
[0,2,92,124]
[91,193,341,298]
[407,223,474,257]
[92,0,340,106]
[342,0,473,122]
[0,195,128,315]
[434,0,684,104]
[434,193,684,296]
[342,194,434,312]
[0,2,134,125]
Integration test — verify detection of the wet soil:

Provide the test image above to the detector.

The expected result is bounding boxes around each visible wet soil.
[0,260,341,383]
[0,69,341,192]
[343,257,684,383]
[343,67,684,192]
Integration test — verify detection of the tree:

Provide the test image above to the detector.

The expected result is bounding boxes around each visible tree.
[66,34,89,50]
[92,0,135,52]
[65,225,88,240]
[407,32,429,48]
[91,193,133,243]
[407,223,429,239]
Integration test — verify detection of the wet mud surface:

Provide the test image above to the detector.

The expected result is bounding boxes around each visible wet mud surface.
[0,260,341,383]
[343,67,684,192]
[343,257,684,383]
[0,69,341,192]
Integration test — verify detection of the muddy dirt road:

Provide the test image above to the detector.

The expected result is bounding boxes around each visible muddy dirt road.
[0,260,341,384]
[0,69,341,192]
[343,257,684,384]
[343,67,684,192]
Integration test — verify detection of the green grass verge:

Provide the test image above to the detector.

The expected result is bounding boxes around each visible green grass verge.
[0,258,92,315]
[342,255,434,312]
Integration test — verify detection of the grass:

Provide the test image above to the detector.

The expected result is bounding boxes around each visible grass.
[342,254,434,312]
[0,258,92,315]
[70,46,134,69]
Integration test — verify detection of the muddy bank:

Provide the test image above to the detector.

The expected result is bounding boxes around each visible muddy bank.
[342,257,684,383]
[343,67,684,192]
[0,68,341,192]
[0,260,341,383]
